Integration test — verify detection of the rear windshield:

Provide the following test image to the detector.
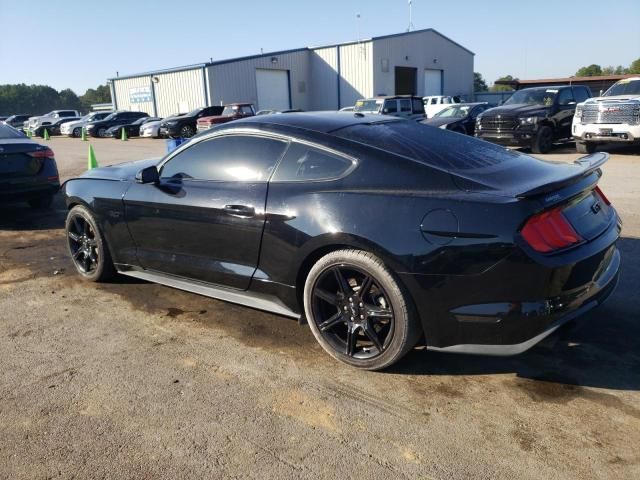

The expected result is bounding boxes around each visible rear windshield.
[0,124,26,139]
[334,120,523,172]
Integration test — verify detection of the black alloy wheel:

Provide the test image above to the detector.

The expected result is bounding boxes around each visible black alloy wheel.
[65,205,115,282]
[180,125,195,138]
[97,127,107,138]
[304,250,420,370]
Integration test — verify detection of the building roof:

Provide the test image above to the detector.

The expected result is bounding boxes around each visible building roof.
[108,28,473,82]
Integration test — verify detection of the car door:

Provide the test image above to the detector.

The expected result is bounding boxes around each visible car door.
[554,88,576,139]
[123,133,288,289]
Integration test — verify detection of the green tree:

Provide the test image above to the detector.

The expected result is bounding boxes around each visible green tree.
[474,72,488,92]
[490,75,516,92]
[628,58,640,74]
[575,64,603,77]
[79,84,111,111]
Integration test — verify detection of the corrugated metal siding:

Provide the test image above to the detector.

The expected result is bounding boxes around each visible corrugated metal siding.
[154,68,205,117]
[112,76,155,115]
[372,30,473,99]
[338,41,373,108]
[207,50,310,111]
[309,47,339,110]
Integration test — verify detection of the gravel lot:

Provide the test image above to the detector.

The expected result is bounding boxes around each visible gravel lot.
[1,136,639,479]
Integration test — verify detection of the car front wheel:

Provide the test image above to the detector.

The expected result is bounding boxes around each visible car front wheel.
[65,205,116,282]
[303,249,420,370]
[531,125,553,154]
[180,125,195,138]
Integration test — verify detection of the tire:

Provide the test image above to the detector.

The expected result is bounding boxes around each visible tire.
[65,205,116,282]
[576,141,597,154]
[180,125,195,138]
[72,127,81,138]
[531,126,554,154]
[28,193,53,209]
[303,249,421,370]
[97,127,107,138]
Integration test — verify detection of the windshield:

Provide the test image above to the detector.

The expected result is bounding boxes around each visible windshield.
[186,108,203,117]
[222,106,239,115]
[132,117,148,125]
[103,112,118,121]
[604,79,640,96]
[0,123,26,139]
[504,88,558,106]
[354,100,383,113]
[434,105,471,118]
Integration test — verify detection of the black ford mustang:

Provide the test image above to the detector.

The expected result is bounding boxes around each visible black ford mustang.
[62,112,621,370]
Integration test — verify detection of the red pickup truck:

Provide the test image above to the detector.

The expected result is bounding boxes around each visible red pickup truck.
[196,103,256,132]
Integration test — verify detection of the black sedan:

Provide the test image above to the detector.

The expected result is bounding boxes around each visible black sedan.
[85,111,149,138]
[422,102,488,135]
[159,106,224,138]
[0,123,59,208]
[105,117,162,139]
[62,113,621,370]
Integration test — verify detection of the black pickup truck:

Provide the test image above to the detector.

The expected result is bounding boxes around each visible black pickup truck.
[475,85,591,153]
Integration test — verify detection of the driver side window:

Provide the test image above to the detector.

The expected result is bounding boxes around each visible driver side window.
[160,135,287,182]
[557,89,574,106]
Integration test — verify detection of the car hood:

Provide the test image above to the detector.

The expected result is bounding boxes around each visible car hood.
[199,114,236,124]
[79,158,161,181]
[583,95,640,104]
[481,104,548,117]
[105,124,128,132]
[141,120,162,128]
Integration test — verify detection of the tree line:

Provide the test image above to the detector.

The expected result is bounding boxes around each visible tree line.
[0,84,112,115]
[474,57,640,93]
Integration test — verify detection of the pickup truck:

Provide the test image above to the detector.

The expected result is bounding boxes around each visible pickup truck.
[354,96,425,120]
[26,110,81,132]
[423,95,464,118]
[572,77,640,153]
[196,103,256,132]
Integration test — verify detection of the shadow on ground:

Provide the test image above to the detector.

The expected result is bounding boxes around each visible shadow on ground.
[0,193,66,231]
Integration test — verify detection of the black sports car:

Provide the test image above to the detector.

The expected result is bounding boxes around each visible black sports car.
[105,117,162,139]
[422,102,489,135]
[159,106,224,138]
[1,123,60,208]
[85,111,149,138]
[62,112,621,370]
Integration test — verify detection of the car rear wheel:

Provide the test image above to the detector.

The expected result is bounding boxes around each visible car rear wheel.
[180,125,195,138]
[28,193,53,209]
[65,205,116,282]
[303,249,420,370]
[576,141,597,154]
[531,126,553,154]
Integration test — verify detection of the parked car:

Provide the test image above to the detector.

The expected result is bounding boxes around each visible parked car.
[475,85,592,154]
[423,95,464,118]
[354,96,425,120]
[106,117,161,139]
[85,111,149,138]
[62,112,620,370]
[26,109,81,132]
[139,114,178,138]
[61,112,112,137]
[33,116,81,137]
[573,77,640,153]
[0,123,59,208]
[3,114,31,129]
[422,103,489,135]
[159,106,224,138]
[196,103,256,132]
[0,116,7,122]
[339,106,355,112]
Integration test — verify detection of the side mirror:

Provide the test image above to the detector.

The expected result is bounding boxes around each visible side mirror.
[136,165,159,184]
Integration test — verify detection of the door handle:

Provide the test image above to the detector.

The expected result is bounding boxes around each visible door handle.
[223,204,255,217]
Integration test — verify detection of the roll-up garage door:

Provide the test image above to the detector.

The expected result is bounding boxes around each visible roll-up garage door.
[255,69,290,111]
[423,69,443,96]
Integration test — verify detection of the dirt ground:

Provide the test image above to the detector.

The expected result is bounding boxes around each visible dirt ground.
[0,136,639,479]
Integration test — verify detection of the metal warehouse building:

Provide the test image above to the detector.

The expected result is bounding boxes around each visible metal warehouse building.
[108,28,473,117]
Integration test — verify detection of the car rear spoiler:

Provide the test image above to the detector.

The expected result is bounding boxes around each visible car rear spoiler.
[517,152,609,198]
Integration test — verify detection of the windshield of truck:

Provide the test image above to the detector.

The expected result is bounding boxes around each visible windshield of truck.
[503,88,558,106]
[434,105,471,118]
[354,100,383,113]
[604,79,640,96]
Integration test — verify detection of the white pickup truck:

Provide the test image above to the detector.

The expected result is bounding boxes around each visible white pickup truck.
[572,77,640,153]
[25,109,81,132]
[423,95,464,118]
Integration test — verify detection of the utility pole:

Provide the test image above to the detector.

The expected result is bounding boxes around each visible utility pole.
[407,0,414,32]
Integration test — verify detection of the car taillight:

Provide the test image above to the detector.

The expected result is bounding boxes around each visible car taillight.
[595,186,611,206]
[28,148,54,158]
[521,206,582,253]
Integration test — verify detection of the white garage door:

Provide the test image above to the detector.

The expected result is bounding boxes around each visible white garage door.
[256,69,290,111]
[423,69,442,96]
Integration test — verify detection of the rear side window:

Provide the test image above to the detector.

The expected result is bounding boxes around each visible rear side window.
[412,98,425,113]
[383,101,398,113]
[0,124,25,139]
[160,135,287,182]
[399,99,411,112]
[272,142,353,182]
[59,111,75,117]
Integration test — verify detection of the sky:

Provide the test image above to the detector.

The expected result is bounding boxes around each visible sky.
[0,0,639,94]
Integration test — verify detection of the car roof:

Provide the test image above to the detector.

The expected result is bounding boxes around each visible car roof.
[230,111,402,134]
[359,95,420,100]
